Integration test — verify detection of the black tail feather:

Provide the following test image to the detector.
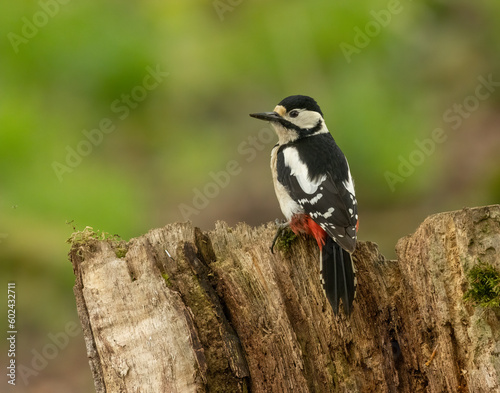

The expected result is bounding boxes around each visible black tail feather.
[320,236,356,315]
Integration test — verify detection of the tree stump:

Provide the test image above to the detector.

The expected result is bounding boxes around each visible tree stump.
[69,205,500,392]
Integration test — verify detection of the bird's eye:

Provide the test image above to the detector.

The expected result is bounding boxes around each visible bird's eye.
[289,110,299,118]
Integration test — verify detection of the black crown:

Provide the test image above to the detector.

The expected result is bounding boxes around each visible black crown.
[278,95,323,117]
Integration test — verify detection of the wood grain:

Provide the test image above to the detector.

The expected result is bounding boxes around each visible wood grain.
[70,205,500,392]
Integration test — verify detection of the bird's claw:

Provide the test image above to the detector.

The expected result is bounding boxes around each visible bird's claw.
[270,219,289,254]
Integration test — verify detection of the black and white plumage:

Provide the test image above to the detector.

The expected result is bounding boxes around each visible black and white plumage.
[250,95,358,314]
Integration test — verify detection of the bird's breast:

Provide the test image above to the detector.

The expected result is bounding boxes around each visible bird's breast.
[270,145,303,220]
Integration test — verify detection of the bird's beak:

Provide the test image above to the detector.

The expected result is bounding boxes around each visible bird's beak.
[249,111,282,122]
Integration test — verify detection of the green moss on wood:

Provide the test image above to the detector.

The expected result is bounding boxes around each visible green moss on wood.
[162,273,172,287]
[276,228,298,252]
[464,263,500,309]
[114,246,128,258]
[68,226,127,260]
[67,226,121,246]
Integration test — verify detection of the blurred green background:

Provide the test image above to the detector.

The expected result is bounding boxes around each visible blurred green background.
[1,0,499,391]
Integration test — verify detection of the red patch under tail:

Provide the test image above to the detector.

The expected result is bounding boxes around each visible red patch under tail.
[290,214,327,250]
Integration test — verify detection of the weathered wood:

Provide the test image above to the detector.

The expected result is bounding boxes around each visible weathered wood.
[70,205,500,392]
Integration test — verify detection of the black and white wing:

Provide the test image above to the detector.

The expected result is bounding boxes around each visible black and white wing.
[276,133,358,253]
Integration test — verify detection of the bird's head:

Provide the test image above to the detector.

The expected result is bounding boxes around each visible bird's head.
[250,95,326,144]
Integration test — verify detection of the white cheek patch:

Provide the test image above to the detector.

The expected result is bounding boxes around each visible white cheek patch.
[294,110,321,129]
[284,147,326,194]
[285,109,323,129]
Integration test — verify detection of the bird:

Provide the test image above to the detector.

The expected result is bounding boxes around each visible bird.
[249,95,358,315]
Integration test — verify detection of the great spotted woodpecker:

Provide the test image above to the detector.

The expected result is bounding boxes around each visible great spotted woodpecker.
[250,95,358,315]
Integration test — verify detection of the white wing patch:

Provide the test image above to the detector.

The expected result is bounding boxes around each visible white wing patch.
[343,158,355,196]
[322,207,335,218]
[284,147,326,194]
[309,193,323,205]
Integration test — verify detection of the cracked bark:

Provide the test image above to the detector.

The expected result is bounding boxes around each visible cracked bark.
[70,204,500,393]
